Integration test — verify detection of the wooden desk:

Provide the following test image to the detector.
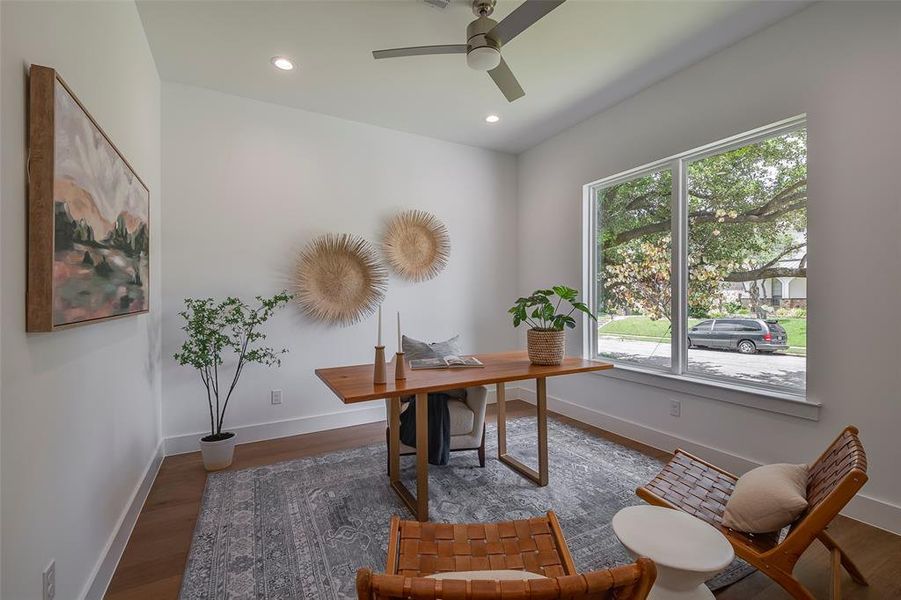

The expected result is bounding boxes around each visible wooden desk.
[315,350,613,521]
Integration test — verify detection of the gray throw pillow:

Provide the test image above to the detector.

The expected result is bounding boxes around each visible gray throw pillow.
[402,334,465,400]
[402,334,463,361]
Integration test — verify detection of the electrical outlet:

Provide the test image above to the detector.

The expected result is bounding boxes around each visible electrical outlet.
[43,560,55,600]
[669,399,681,417]
[270,390,283,405]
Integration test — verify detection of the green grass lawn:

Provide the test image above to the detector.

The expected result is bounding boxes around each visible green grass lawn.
[598,316,678,338]
[599,315,807,348]
[777,317,807,348]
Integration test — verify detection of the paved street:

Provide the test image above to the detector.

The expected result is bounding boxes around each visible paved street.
[598,336,806,390]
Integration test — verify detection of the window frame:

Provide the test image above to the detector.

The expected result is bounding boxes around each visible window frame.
[582,115,819,419]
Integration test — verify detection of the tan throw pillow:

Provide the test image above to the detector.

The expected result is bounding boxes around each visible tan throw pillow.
[722,463,809,533]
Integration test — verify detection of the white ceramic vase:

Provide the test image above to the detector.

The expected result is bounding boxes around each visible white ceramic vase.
[199,432,236,471]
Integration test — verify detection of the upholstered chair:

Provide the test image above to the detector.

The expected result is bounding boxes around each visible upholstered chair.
[385,385,488,469]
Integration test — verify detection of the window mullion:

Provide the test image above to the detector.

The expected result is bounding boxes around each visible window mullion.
[583,185,598,359]
[671,159,688,375]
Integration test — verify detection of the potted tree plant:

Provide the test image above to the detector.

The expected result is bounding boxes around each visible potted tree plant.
[509,285,597,365]
[174,292,292,470]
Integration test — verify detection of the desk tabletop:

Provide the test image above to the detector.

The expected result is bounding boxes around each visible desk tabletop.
[315,350,613,404]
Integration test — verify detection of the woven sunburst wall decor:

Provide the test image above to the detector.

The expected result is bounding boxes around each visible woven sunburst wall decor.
[293,234,387,325]
[382,210,450,282]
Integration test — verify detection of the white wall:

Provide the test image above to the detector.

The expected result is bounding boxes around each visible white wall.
[0,2,162,599]
[0,3,4,594]
[517,2,901,532]
[161,83,518,448]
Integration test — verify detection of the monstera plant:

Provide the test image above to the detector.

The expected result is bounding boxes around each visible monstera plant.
[509,285,597,365]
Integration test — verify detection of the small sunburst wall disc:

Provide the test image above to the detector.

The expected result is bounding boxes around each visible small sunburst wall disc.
[382,210,450,282]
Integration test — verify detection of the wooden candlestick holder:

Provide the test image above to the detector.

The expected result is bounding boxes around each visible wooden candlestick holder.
[394,352,406,380]
[373,345,387,384]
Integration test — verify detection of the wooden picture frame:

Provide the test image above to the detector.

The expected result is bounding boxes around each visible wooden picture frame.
[27,65,150,331]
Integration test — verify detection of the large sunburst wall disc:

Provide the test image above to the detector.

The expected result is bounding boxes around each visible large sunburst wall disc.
[293,233,387,325]
[382,210,450,282]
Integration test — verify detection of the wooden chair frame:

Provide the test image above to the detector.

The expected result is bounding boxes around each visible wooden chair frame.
[636,426,868,600]
[357,512,657,599]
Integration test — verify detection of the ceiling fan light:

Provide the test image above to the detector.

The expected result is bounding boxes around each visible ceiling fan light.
[466,46,501,71]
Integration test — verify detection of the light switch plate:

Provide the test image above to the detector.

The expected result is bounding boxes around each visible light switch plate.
[271,390,283,405]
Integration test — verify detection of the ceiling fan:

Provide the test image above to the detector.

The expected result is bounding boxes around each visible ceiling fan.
[372,0,566,102]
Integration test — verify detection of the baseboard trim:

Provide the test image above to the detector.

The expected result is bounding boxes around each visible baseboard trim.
[517,388,901,535]
[81,438,165,600]
[165,404,388,456]
[164,388,505,456]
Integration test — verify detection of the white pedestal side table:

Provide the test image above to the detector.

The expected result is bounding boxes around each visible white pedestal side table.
[612,505,734,600]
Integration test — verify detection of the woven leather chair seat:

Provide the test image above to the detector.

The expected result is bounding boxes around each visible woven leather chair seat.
[395,515,570,578]
[357,512,657,600]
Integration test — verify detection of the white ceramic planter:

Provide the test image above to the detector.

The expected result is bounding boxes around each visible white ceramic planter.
[199,432,236,471]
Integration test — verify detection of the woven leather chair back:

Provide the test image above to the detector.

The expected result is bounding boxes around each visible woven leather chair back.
[357,558,657,600]
[806,426,868,509]
[778,426,869,562]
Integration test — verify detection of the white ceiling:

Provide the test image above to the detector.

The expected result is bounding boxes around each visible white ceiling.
[137,0,808,154]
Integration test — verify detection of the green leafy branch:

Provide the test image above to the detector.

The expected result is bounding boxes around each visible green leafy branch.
[508,285,597,331]
[173,291,292,438]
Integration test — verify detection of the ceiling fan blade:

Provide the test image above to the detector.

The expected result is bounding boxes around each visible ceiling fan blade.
[489,0,565,45]
[488,58,525,102]
[372,44,467,59]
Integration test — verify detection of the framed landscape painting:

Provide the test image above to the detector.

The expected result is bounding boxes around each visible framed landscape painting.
[27,65,150,331]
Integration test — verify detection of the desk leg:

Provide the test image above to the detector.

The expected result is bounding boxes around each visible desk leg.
[388,397,400,482]
[415,393,429,521]
[497,377,549,487]
[536,377,549,486]
[496,382,507,457]
[388,394,430,521]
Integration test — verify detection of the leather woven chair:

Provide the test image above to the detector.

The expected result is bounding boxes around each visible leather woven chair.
[385,385,488,470]
[356,512,657,600]
[636,425,868,600]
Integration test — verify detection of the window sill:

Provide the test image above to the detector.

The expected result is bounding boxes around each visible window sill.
[590,360,820,421]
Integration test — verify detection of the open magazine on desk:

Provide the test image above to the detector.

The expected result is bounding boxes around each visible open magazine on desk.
[408,355,484,370]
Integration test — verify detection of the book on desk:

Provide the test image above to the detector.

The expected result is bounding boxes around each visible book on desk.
[409,355,484,370]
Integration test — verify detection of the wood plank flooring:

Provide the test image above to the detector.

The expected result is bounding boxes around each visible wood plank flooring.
[105,400,900,599]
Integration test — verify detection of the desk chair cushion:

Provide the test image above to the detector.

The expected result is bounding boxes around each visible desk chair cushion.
[447,399,474,435]
[396,397,473,436]
[393,387,488,454]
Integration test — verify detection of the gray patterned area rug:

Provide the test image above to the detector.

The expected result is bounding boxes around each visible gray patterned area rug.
[181,417,753,599]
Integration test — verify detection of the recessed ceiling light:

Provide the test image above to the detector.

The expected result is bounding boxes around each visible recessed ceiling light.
[271,56,294,71]
[485,114,500,123]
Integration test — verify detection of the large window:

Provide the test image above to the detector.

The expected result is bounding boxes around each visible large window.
[588,117,807,396]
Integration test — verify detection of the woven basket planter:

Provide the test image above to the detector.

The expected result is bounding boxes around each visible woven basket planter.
[527,328,565,365]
